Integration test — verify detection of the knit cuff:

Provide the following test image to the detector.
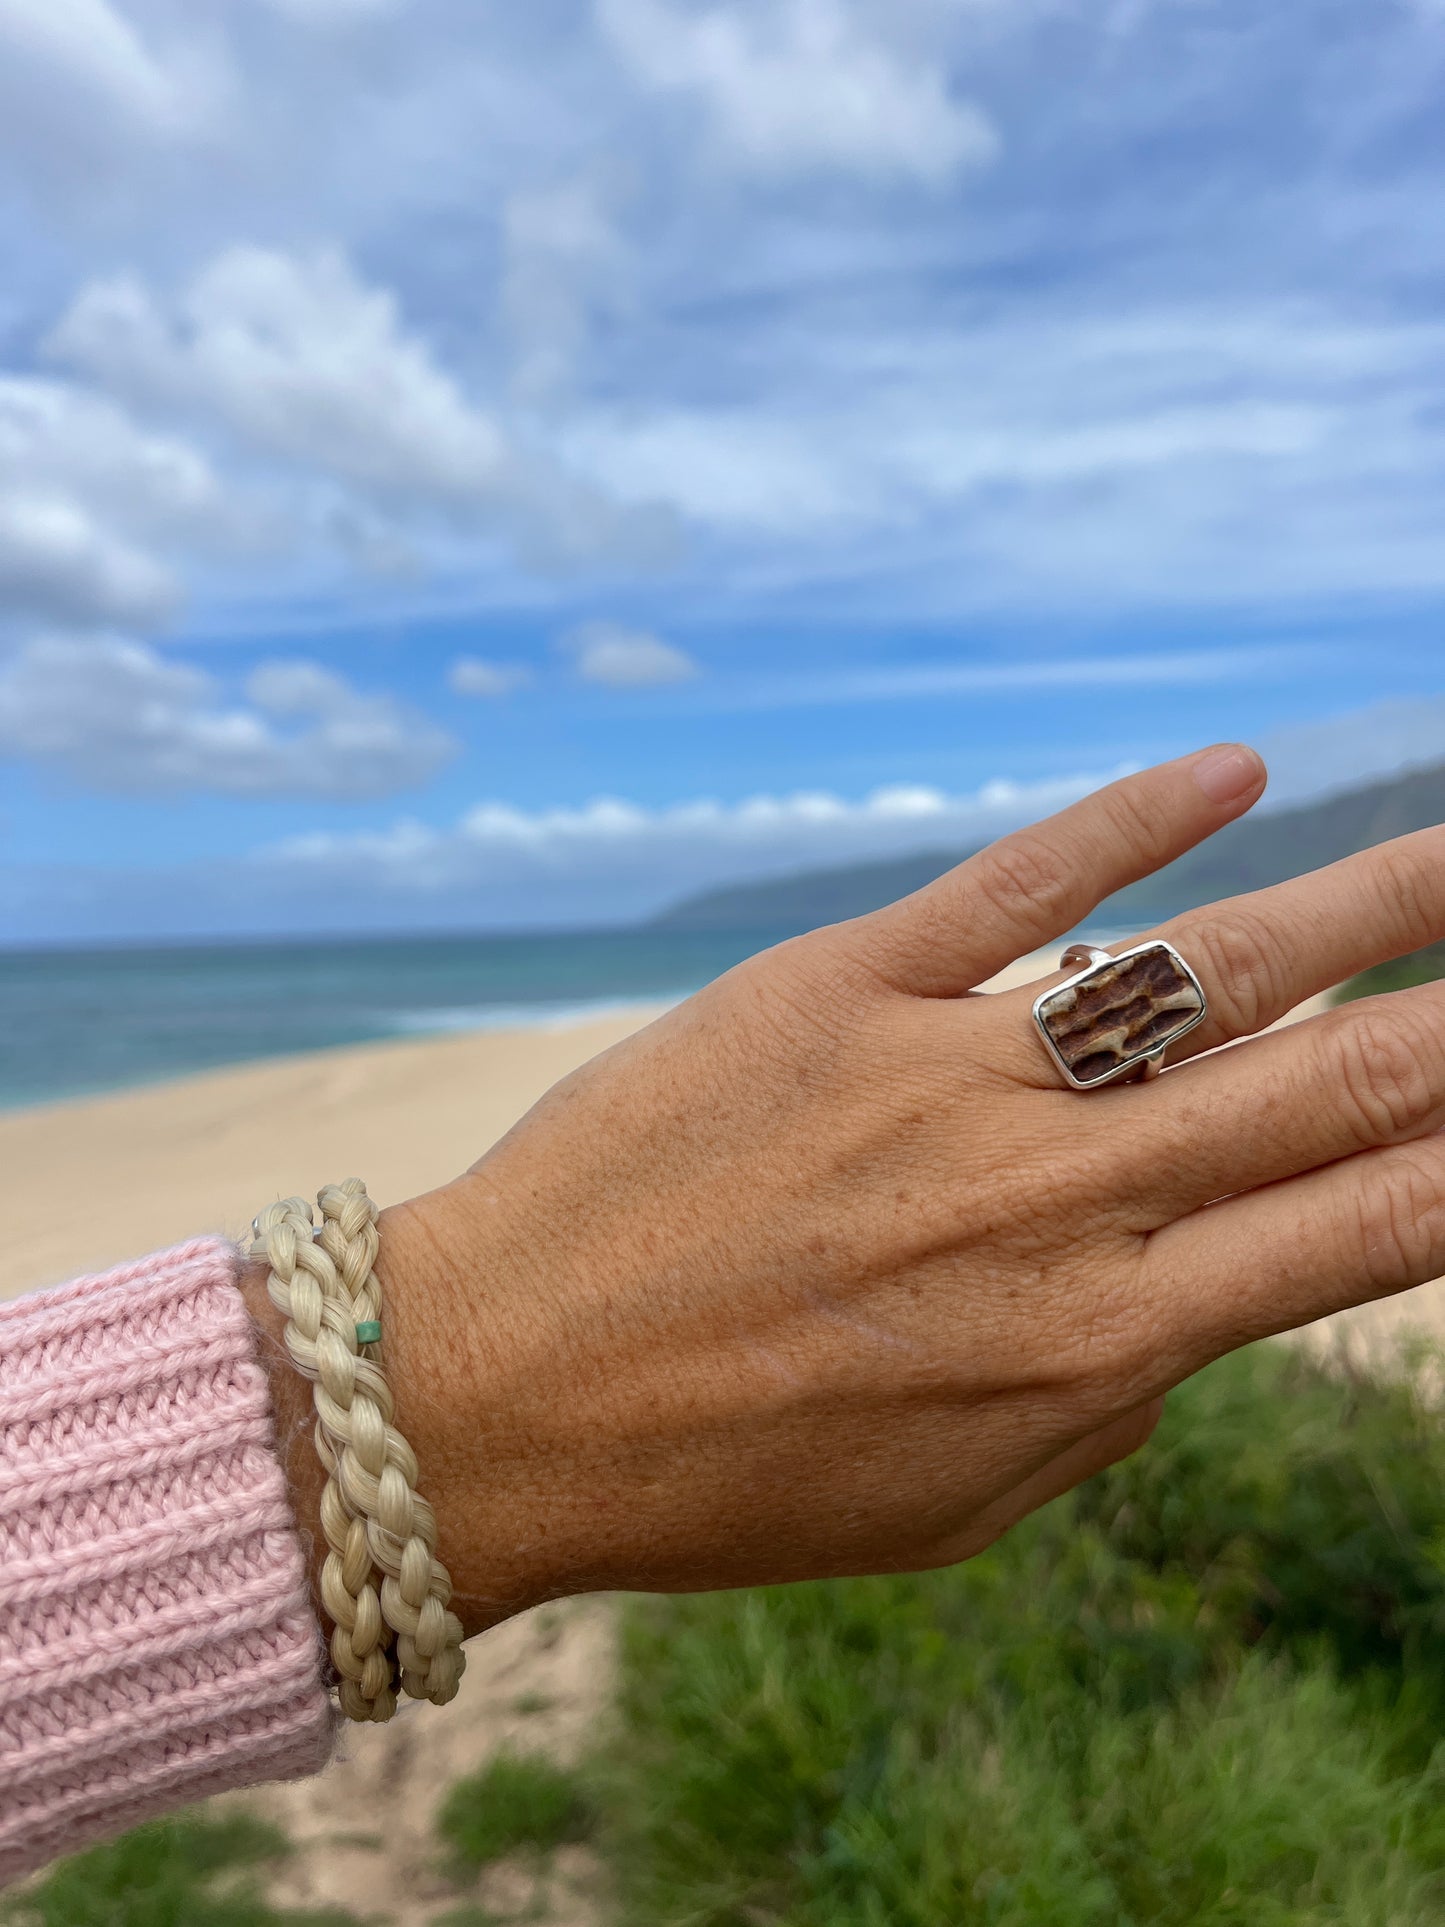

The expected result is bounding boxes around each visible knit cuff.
[0,1238,337,1887]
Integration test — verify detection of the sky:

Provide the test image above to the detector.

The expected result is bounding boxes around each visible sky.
[0,0,1443,942]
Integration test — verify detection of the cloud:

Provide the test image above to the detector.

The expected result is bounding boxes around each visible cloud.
[0,635,456,797]
[0,377,221,536]
[49,248,508,504]
[47,245,670,571]
[563,620,699,686]
[449,656,534,697]
[259,764,1121,920]
[0,495,178,629]
[704,644,1326,713]
[0,0,180,129]
[559,306,1445,610]
[13,679,1445,944]
[597,0,996,182]
[0,375,240,629]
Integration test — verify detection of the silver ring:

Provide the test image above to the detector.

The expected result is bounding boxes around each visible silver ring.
[1032,939,1208,1091]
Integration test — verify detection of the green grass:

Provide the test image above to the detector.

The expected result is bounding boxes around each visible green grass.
[0,1811,357,1927]
[437,1751,592,1871]
[588,1344,1445,1925]
[1335,939,1445,1001]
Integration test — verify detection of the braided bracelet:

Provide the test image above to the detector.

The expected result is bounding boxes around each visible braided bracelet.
[250,1179,466,1722]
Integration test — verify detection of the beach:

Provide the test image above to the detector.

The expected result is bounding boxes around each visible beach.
[0,945,1112,1297]
[0,1001,671,1300]
[3,949,1438,1357]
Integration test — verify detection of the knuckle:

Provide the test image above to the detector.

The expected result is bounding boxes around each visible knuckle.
[1371,841,1440,955]
[1092,784,1170,868]
[1346,1151,1445,1291]
[975,830,1076,929]
[873,886,961,977]
[1188,906,1289,1035]
[1330,1008,1440,1146]
[743,934,875,1050]
[1041,1263,1163,1398]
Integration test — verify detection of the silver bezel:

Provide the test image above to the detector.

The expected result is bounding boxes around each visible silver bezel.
[1031,938,1207,1091]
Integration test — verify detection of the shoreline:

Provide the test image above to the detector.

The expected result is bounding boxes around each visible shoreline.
[13,951,1436,1367]
[0,924,1156,1119]
[0,1002,674,1300]
[0,947,1055,1299]
[0,991,694,1121]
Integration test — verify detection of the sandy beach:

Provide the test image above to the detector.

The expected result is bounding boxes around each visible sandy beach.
[3,948,1439,1340]
[0,946,1142,1296]
[0,1002,669,1301]
[5,952,1441,1923]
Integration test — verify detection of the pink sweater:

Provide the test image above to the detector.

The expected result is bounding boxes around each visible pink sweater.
[0,1240,337,1886]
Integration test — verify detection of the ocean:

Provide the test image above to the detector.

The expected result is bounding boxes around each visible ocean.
[0,927,790,1111]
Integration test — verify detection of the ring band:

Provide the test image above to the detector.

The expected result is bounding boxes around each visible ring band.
[1032,938,1207,1091]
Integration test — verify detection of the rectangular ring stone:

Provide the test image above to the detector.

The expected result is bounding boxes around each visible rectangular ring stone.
[1033,940,1206,1089]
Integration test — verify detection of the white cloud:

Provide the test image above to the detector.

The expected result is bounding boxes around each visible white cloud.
[558,306,1445,609]
[0,495,177,628]
[448,656,533,697]
[47,245,668,571]
[560,383,1336,550]
[0,635,455,797]
[0,376,241,628]
[0,0,180,129]
[0,377,220,536]
[597,0,997,181]
[563,620,699,686]
[48,247,508,505]
[562,410,859,532]
[261,764,1120,914]
[708,644,1326,713]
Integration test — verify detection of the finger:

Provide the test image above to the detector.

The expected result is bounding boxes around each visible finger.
[844,745,1266,998]
[1141,1131,1445,1378]
[927,1398,1166,1565]
[981,818,1445,1090]
[1096,981,1445,1226]
[1152,820,1445,1062]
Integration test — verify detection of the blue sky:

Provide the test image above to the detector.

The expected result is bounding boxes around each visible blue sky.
[1,0,1443,940]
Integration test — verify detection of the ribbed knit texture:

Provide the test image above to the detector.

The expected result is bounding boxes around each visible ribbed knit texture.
[0,1239,337,1887]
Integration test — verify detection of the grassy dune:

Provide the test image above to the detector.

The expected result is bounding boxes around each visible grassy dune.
[587,1345,1445,1926]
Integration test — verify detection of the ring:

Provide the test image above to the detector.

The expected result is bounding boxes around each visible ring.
[1032,939,1208,1091]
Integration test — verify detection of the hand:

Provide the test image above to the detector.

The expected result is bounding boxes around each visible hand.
[355,744,1445,1634]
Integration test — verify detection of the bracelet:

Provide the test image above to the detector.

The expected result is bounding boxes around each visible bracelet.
[249,1179,466,1722]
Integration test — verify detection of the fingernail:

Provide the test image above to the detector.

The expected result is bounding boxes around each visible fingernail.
[1192,743,1264,804]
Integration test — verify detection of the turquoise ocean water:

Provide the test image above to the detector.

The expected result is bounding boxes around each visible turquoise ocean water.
[0,918,1140,1112]
[0,927,790,1111]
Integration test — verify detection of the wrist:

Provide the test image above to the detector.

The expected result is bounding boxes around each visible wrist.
[243,1168,610,1645]
[371,1178,570,1638]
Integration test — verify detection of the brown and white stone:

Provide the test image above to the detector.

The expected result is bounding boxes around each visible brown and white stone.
[1035,943,1203,1086]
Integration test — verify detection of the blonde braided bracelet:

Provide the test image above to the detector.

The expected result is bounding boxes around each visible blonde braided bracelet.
[250,1179,466,1722]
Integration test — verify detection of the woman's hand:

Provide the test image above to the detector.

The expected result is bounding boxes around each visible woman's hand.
[364,744,1445,1634]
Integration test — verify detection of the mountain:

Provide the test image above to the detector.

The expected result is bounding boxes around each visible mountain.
[650,760,1445,935]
